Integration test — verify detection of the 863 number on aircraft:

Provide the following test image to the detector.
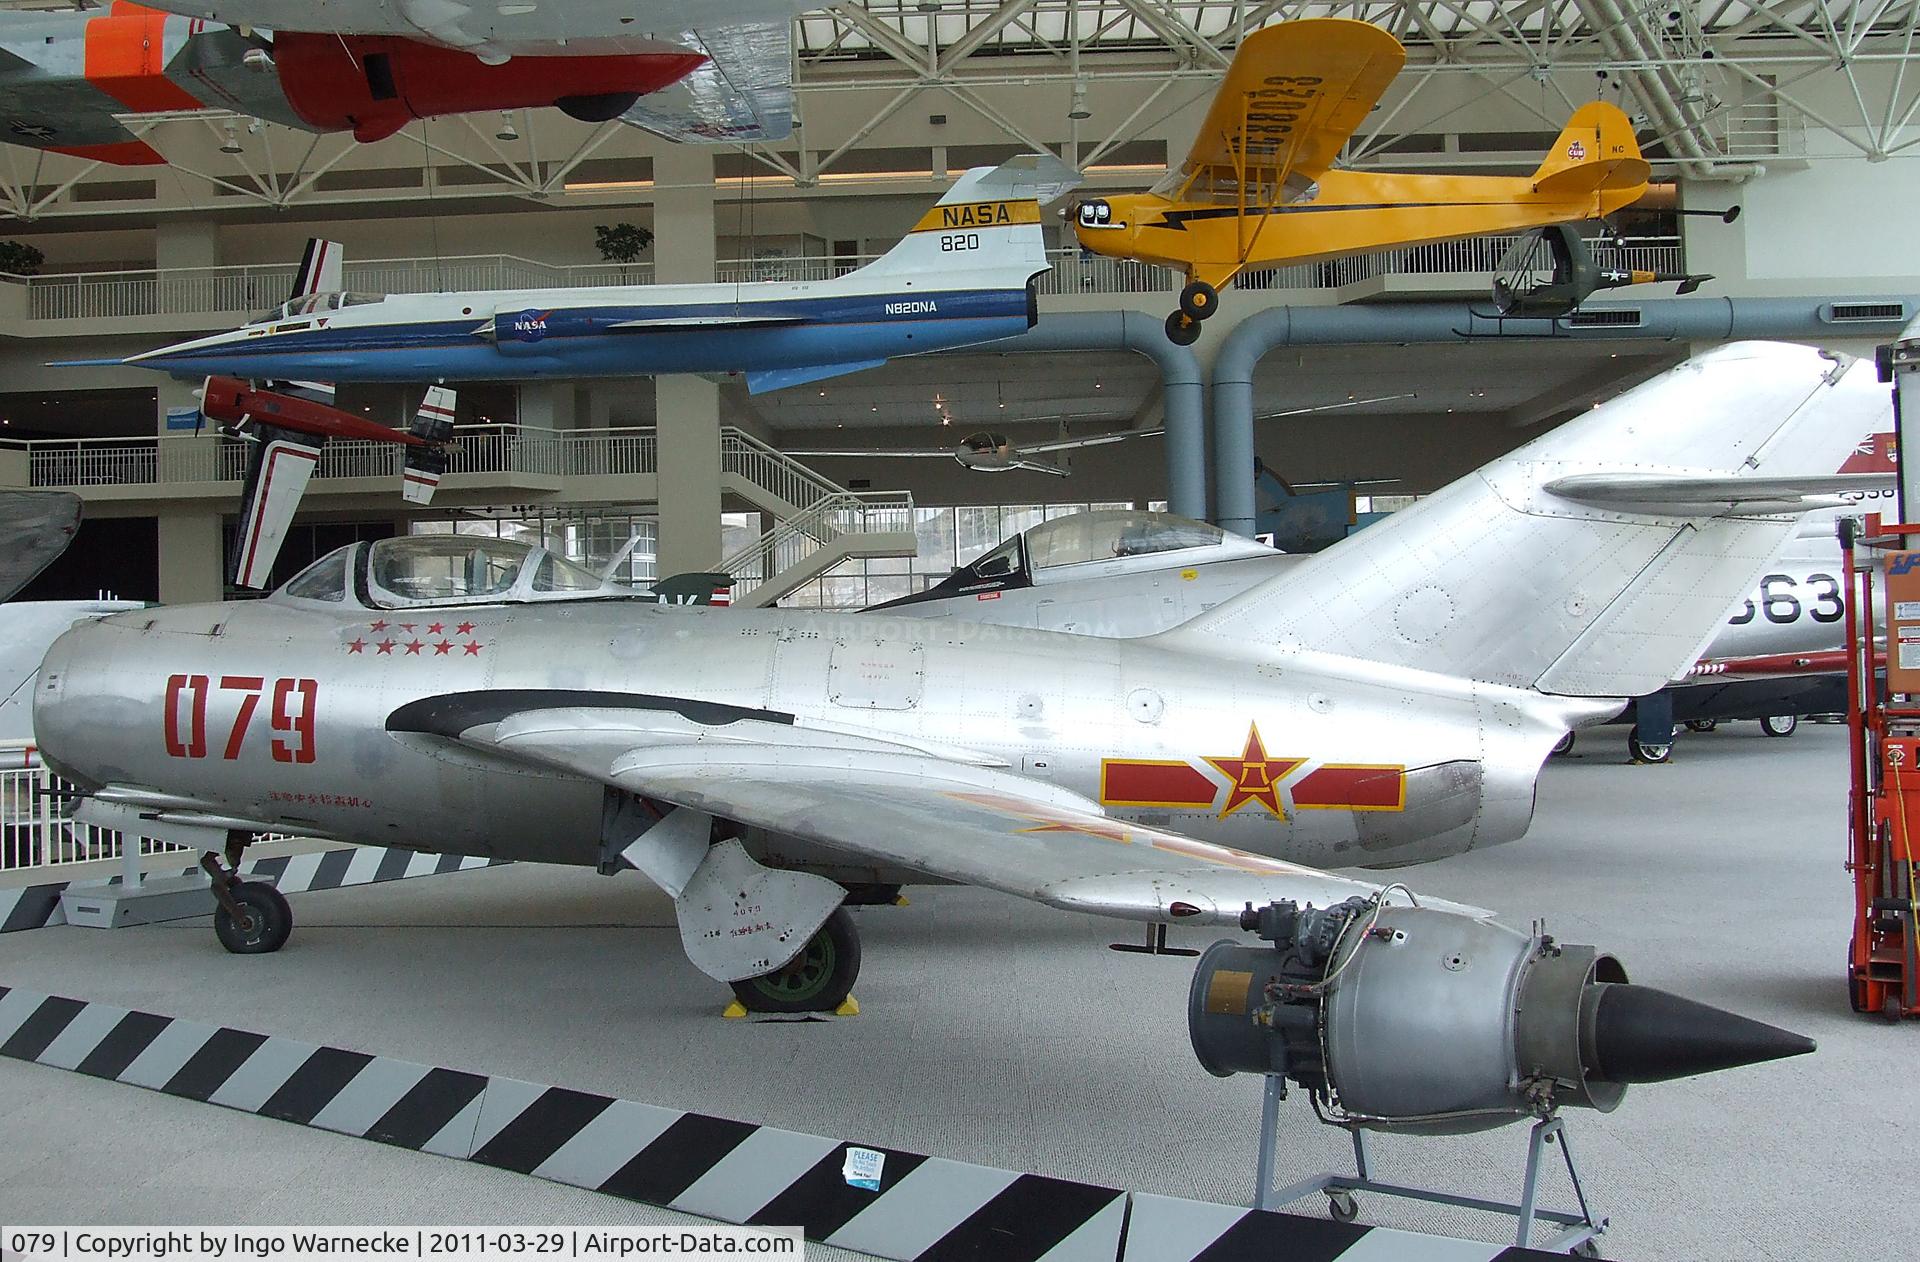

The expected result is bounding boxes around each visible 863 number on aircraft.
[165,674,318,763]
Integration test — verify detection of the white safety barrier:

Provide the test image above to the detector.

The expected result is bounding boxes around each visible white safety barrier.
[0,754,193,876]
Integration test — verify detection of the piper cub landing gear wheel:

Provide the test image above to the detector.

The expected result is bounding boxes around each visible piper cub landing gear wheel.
[730,907,862,1014]
[1178,280,1219,321]
[1164,310,1201,346]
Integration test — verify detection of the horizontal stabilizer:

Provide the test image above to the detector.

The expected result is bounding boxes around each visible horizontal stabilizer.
[747,360,886,395]
[1544,472,1893,516]
[233,426,325,589]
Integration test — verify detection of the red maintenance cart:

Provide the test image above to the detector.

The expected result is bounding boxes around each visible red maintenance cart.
[1842,513,1920,1019]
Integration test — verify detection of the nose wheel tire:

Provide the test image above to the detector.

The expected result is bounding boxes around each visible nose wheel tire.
[213,881,292,954]
[1165,310,1201,346]
[729,907,861,1014]
[1761,714,1798,737]
[1178,280,1219,321]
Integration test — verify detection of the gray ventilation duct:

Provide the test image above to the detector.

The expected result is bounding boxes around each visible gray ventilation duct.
[941,311,1206,518]
[1211,297,1920,535]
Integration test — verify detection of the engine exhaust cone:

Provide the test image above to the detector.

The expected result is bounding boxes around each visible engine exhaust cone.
[1585,983,1816,1085]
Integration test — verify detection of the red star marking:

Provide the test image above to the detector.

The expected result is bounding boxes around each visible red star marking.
[454,621,476,636]
[1204,724,1305,820]
[462,641,482,656]
[369,620,388,632]
[433,640,453,655]
[398,623,417,633]
[427,623,444,635]
[376,639,396,655]
[347,639,366,654]
[404,640,423,655]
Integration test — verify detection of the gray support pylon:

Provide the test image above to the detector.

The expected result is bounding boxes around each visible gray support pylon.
[1210,297,1920,537]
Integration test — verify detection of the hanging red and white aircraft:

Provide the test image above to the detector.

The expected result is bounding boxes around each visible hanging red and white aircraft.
[0,1,800,166]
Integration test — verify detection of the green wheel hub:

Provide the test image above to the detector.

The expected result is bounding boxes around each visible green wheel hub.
[748,931,838,1005]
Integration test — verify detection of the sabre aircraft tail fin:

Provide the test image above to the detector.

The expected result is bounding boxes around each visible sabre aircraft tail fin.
[1531,102,1650,198]
[400,386,455,505]
[1163,342,1891,700]
[289,239,344,302]
[852,155,1072,288]
[232,426,324,590]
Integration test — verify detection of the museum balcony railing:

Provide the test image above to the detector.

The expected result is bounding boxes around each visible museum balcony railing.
[2,236,1685,323]
[3,424,661,489]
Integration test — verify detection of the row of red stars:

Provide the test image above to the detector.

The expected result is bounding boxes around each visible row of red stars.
[369,619,477,635]
[348,638,482,656]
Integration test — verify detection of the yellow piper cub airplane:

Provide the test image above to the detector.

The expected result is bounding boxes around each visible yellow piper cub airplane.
[1071,17,1652,344]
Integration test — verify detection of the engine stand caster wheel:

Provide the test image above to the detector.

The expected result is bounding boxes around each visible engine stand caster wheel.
[213,880,292,954]
[1883,993,1907,1023]
[1761,714,1798,737]
[1164,310,1201,346]
[1326,1190,1359,1223]
[1570,1240,1603,1258]
[1178,280,1218,321]
[729,907,862,1014]
[1685,719,1717,733]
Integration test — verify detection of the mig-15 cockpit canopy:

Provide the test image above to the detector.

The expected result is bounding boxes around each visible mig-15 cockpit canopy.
[275,535,638,610]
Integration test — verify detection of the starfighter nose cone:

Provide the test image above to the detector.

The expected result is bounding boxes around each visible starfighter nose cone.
[1584,983,1816,1084]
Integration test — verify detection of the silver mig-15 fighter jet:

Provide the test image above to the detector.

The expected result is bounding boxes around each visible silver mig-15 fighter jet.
[32,344,1873,1074]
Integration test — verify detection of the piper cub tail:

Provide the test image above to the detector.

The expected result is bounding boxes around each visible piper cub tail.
[1530,101,1651,200]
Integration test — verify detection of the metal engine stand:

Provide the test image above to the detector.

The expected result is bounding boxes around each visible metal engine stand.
[1253,1076,1606,1255]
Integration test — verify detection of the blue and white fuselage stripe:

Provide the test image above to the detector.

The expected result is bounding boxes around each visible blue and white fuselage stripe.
[126,285,1036,384]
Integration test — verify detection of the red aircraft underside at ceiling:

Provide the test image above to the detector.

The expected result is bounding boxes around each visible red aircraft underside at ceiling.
[0,3,706,164]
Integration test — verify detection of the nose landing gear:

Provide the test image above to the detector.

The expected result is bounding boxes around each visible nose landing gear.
[201,835,292,954]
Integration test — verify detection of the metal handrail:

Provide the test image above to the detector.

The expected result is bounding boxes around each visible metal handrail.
[4,237,1688,320]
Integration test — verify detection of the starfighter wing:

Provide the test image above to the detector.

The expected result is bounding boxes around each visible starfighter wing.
[385,695,1487,926]
[1177,18,1403,205]
[617,21,794,143]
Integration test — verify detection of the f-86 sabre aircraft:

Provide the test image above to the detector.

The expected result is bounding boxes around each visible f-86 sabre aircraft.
[33,340,1882,1051]
[104,158,1070,396]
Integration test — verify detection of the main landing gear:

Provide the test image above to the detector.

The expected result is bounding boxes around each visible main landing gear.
[1165,280,1220,346]
[200,834,291,954]
[729,907,861,1014]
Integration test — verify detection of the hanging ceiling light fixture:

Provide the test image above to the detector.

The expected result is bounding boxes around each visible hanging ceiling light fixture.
[1068,79,1091,121]
[219,123,242,154]
[496,111,520,142]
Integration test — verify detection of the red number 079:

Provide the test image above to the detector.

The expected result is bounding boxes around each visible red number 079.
[165,674,317,764]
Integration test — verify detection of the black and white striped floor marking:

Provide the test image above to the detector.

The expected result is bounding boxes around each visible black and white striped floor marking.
[0,986,1573,1262]
[0,849,505,933]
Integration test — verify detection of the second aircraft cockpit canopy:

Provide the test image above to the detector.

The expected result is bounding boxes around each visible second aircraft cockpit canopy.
[275,536,638,610]
[252,291,386,325]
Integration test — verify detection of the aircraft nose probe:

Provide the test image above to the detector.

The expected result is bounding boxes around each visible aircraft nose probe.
[1190,898,1814,1134]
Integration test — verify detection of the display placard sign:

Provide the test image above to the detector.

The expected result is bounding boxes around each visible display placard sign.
[1885,551,1920,693]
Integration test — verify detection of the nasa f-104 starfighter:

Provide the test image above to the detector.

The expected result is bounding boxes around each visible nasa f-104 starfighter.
[102,158,1073,397]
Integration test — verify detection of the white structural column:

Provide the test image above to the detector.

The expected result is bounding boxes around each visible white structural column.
[154,376,225,604]
[517,382,580,431]
[652,146,724,575]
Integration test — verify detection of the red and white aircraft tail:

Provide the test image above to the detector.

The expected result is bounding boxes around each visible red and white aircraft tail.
[401,386,456,505]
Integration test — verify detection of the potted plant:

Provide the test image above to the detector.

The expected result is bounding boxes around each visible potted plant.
[594,223,653,279]
[0,240,45,276]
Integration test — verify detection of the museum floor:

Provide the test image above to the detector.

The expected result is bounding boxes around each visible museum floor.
[1,722,1902,1260]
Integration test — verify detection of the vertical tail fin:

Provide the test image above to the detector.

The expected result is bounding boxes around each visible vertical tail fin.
[1531,102,1649,197]
[1163,343,1890,700]
[851,155,1073,285]
[289,239,344,302]
[400,386,455,505]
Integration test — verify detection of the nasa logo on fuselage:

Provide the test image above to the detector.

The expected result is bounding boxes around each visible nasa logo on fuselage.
[886,300,938,316]
[507,310,551,342]
[941,202,1013,228]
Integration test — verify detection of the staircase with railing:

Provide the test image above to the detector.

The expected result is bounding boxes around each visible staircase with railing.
[716,429,916,607]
